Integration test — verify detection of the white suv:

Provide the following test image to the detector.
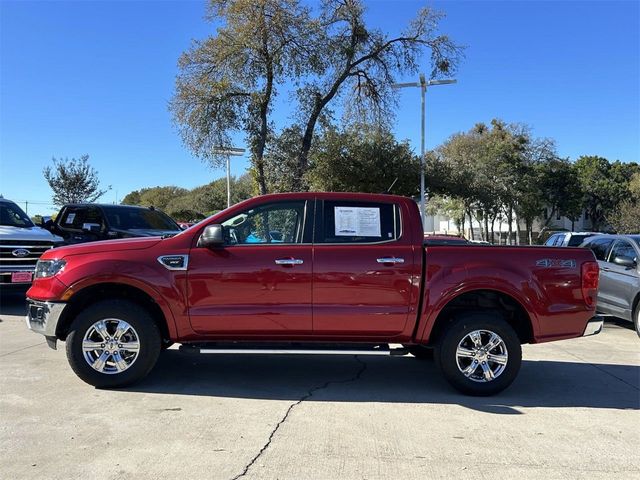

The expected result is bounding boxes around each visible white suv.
[544,231,599,247]
[0,198,63,286]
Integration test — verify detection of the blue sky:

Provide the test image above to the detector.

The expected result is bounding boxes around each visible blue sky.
[1,0,638,215]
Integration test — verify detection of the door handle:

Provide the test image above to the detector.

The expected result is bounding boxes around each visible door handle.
[275,258,304,266]
[377,257,405,264]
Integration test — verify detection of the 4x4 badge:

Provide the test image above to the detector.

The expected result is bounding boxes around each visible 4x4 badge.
[536,258,576,268]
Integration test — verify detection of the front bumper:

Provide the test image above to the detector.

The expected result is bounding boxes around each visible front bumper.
[583,316,604,337]
[25,299,67,348]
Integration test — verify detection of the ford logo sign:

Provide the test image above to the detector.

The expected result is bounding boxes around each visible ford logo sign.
[12,248,30,257]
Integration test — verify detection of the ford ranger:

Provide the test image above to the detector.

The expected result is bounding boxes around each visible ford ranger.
[25,193,602,395]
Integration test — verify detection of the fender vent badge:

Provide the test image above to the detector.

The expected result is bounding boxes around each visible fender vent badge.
[157,255,189,271]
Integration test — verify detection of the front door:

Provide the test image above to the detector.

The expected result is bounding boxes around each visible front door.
[601,239,640,320]
[312,199,419,337]
[187,200,313,335]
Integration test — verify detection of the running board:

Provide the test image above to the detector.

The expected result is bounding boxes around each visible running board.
[179,342,409,356]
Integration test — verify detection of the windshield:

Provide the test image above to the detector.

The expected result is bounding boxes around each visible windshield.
[0,202,34,228]
[102,207,180,231]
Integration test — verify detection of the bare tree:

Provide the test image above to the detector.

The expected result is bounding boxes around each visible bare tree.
[43,155,110,205]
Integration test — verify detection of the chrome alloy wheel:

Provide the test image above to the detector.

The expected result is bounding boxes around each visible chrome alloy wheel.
[455,329,508,383]
[82,319,140,374]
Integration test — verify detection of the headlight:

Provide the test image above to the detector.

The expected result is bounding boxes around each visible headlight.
[34,259,66,278]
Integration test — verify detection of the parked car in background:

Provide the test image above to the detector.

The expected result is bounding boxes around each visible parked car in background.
[43,204,182,245]
[544,231,599,247]
[580,234,640,336]
[0,198,63,287]
[423,234,469,245]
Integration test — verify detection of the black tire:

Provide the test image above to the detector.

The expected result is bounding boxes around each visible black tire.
[405,345,434,360]
[435,313,522,396]
[633,305,640,339]
[65,299,161,388]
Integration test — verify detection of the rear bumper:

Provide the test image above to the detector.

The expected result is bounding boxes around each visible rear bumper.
[583,316,604,337]
[25,299,67,345]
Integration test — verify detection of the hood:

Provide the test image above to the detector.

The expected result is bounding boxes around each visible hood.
[0,225,64,243]
[43,236,163,259]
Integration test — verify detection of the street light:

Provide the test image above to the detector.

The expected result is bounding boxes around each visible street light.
[392,75,456,230]
[212,147,246,208]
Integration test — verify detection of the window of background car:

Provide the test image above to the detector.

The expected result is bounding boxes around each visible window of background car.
[0,202,34,228]
[567,234,593,247]
[544,234,558,246]
[586,237,614,261]
[59,207,104,231]
[221,201,306,245]
[319,200,400,244]
[103,207,179,231]
[608,240,638,263]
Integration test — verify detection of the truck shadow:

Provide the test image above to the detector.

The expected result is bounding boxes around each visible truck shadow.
[0,289,28,317]
[127,351,639,414]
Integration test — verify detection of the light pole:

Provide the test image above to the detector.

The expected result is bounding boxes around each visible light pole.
[392,75,456,230]
[212,147,246,208]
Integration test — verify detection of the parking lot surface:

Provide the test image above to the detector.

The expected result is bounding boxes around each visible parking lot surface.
[1,289,639,480]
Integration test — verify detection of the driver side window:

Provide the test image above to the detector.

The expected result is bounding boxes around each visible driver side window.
[221,201,307,245]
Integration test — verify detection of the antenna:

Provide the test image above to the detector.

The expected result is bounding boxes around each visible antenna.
[384,177,399,194]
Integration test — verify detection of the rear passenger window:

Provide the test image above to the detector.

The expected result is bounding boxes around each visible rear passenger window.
[319,201,400,244]
[586,238,614,261]
[567,234,589,247]
[544,235,558,246]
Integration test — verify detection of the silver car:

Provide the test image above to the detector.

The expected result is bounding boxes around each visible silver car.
[580,234,640,337]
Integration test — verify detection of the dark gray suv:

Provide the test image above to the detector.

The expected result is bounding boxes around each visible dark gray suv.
[580,234,640,337]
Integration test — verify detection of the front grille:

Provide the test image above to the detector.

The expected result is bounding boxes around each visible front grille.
[0,243,56,269]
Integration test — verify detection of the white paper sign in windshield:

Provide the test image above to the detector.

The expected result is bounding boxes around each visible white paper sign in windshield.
[334,206,381,237]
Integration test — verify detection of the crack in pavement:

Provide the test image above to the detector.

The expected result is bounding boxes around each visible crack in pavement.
[230,355,368,480]
[0,341,46,358]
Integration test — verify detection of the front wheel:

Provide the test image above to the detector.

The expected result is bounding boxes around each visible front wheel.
[633,306,640,338]
[65,300,161,388]
[435,314,522,396]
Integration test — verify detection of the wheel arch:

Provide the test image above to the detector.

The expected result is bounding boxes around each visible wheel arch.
[56,282,173,343]
[423,288,534,346]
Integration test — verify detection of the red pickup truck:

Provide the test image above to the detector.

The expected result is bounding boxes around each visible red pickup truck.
[26,192,602,395]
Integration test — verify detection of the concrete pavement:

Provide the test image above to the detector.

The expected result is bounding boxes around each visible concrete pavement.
[1,290,638,479]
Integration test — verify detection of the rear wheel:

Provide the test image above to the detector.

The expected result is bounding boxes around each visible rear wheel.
[436,313,522,396]
[633,305,640,338]
[65,300,161,388]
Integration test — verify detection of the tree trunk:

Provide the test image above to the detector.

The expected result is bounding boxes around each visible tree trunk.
[507,205,514,245]
[484,214,489,243]
[253,27,273,196]
[467,209,475,240]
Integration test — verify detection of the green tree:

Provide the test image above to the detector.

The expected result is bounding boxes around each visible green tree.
[306,125,419,196]
[43,155,110,206]
[122,186,188,211]
[170,0,316,194]
[607,172,640,234]
[574,156,639,231]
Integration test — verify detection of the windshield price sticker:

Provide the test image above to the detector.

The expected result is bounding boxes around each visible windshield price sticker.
[334,206,381,237]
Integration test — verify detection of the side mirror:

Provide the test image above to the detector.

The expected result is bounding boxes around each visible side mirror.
[197,224,225,248]
[613,255,637,268]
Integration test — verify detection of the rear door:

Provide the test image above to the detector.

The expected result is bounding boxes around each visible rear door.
[601,239,640,320]
[584,237,616,314]
[312,198,419,337]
